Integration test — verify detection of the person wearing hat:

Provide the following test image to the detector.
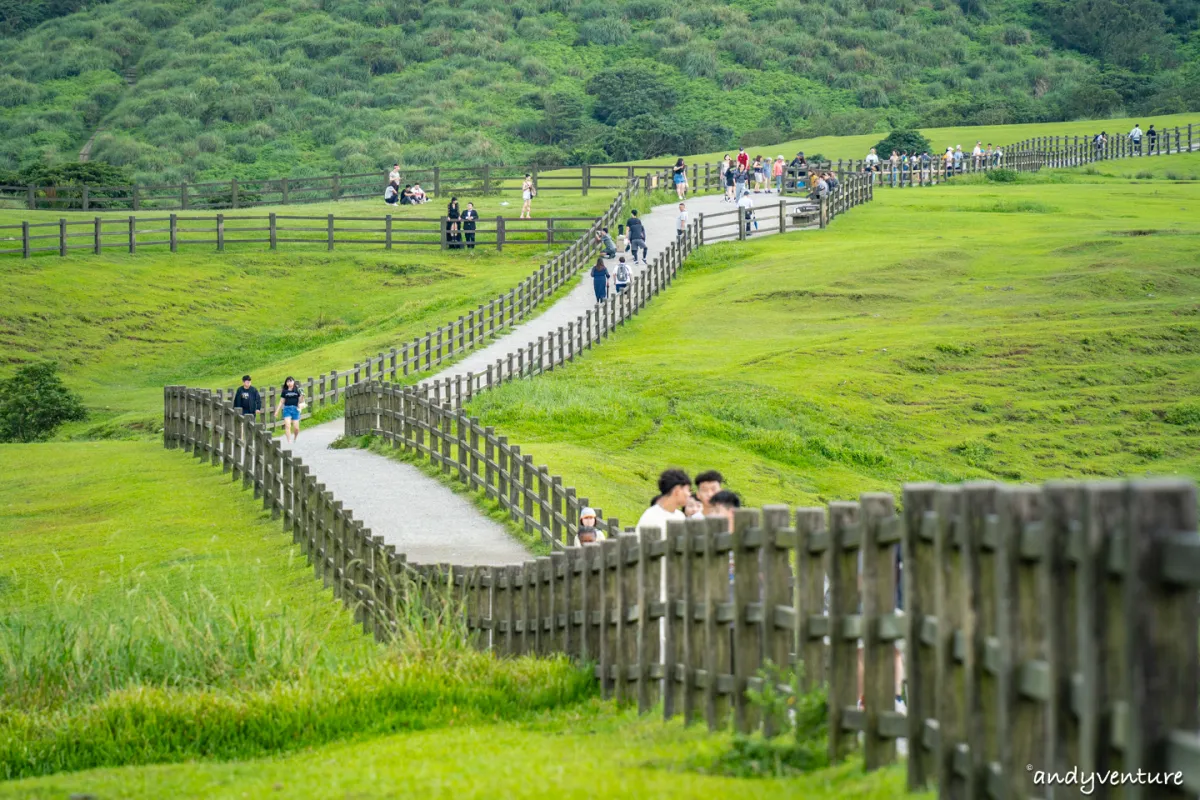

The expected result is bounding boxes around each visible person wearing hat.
[575,507,604,545]
[772,155,786,193]
[232,375,261,417]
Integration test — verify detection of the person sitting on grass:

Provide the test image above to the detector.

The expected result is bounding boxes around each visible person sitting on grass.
[411,183,427,203]
[384,184,398,205]
[400,184,414,205]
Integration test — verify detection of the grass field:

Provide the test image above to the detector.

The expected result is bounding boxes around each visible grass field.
[0,191,622,439]
[465,171,1200,520]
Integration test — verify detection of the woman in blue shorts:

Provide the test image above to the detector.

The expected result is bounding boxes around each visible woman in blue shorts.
[672,158,688,200]
[275,376,305,444]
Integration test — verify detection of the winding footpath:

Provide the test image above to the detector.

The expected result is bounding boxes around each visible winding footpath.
[282,192,757,563]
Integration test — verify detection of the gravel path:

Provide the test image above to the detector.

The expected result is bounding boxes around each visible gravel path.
[283,191,771,565]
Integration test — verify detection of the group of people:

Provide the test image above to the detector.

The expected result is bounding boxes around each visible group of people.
[863,142,1004,180]
[444,197,480,249]
[1121,123,1161,154]
[587,208,653,302]
[231,374,305,444]
[572,469,739,545]
[718,147,807,201]
[385,164,430,205]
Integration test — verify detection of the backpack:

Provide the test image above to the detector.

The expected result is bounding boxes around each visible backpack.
[615,263,631,283]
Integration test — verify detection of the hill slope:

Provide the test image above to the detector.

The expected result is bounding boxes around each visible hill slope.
[0,0,1196,183]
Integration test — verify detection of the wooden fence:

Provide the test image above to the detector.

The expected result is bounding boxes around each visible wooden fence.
[159,391,1200,799]
[0,164,658,212]
[0,213,598,258]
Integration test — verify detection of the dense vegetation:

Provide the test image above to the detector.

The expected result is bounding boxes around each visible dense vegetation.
[0,0,1196,183]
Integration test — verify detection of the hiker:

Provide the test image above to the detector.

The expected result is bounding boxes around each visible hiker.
[461,202,478,249]
[635,469,691,534]
[590,257,610,303]
[446,197,461,249]
[675,202,688,240]
[274,376,304,444]
[595,227,617,258]
[694,470,724,515]
[384,184,398,205]
[1129,123,1143,155]
[1147,124,1158,153]
[614,256,631,295]
[772,155,786,193]
[738,192,755,236]
[575,507,603,545]
[672,158,689,199]
[232,375,261,417]
[723,159,737,202]
[521,174,534,219]
[626,210,648,264]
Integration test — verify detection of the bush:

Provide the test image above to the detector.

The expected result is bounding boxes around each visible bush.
[0,362,86,443]
[985,168,1019,182]
[873,129,932,155]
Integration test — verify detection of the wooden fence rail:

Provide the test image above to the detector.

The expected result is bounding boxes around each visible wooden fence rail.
[159,390,1200,800]
[0,213,598,258]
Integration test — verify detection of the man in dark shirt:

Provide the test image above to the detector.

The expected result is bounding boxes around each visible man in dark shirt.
[462,202,478,249]
[232,375,261,417]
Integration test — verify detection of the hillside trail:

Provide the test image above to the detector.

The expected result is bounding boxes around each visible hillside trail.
[283,191,763,564]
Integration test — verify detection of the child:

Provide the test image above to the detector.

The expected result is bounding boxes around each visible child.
[614,256,631,295]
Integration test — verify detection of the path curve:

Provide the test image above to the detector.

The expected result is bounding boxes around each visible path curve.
[284,190,776,563]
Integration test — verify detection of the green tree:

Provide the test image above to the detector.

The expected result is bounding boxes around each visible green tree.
[585,64,677,125]
[1037,0,1174,69]
[0,362,86,443]
[873,130,932,155]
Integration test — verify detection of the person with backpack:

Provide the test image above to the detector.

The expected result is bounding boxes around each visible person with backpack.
[232,375,261,417]
[614,256,631,295]
[626,210,648,264]
[590,257,610,303]
[461,202,478,249]
[738,192,755,236]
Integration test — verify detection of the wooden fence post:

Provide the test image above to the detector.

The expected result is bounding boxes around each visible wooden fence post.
[93,216,101,254]
[861,493,898,771]
[327,214,334,251]
[269,213,277,250]
[128,215,136,254]
[901,484,938,791]
[170,213,178,252]
[496,216,504,252]
[216,213,224,252]
[58,218,66,256]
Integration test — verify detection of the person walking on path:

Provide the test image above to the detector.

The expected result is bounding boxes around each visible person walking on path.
[723,159,736,202]
[734,164,749,201]
[575,507,604,545]
[462,202,478,249]
[720,154,732,198]
[274,376,305,444]
[635,469,691,535]
[738,192,755,236]
[590,257,610,303]
[675,202,688,240]
[233,375,261,418]
[1146,124,1158,154]
[521,174,534,219]
[614,256,631,295]
[672,158,689,199]
[626,210,648,264]
[1129,123,1143,155]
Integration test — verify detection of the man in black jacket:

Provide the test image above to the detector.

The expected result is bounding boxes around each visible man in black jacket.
[232,375,262,417]
[625,210,648,264]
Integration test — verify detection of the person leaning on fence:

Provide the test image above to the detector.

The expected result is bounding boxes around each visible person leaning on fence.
[626,210,648,264]
[590,257,610,303]
[614,256,631,295]
[461,202,478,249]
[1129,123,1143,154]
[575,507,604,545]
[1147,124,1158,152]
[635,469,691,535]
[233,375,261,417]
[595,227,617,258]
[275,376,305,444]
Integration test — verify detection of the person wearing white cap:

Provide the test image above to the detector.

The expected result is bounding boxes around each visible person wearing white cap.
[772,155,786,193]
[574,507,603,545]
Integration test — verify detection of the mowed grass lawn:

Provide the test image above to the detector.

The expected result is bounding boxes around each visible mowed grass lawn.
[466,174,1200,521]
[0,192,618,438]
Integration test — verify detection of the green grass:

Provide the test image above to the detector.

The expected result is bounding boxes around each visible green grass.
[0,702,928,800]
[465,175,1200,520]
[0,191,620,438]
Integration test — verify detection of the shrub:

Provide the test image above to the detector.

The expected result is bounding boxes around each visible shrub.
[985,168,1019,182]
[0,362,86,443]
[1164,402,1200,426]
[873,129,932,156]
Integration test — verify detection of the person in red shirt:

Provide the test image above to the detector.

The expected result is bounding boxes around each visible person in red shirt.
[736,147,749,170]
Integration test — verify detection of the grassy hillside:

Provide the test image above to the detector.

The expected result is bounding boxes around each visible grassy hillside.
[465,171,1200,519]
[0,192,615,438]
[0,0,1196,183]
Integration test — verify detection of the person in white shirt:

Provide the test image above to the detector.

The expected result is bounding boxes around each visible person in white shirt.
[675,203,688,239]
[388,164,401,185]
[1129,124,1143,155]
[411,183,426,203]
[864,148,880,169]
[634,469,691,535]
[737,192,755,236]
[972,141,983,168]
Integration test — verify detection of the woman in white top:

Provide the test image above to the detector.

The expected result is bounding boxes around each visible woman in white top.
[521,174,534,219]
